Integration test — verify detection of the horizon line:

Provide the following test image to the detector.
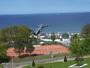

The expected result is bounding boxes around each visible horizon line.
[0,11,90,15]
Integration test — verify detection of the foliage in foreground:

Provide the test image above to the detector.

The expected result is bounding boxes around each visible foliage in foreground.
[0,55,10,63]
[0,43,10,63]
[0,25,34,56]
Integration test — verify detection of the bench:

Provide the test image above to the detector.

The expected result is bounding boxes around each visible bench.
[68,63,87,68]
[80,64,87,68]
[68,64,77,68]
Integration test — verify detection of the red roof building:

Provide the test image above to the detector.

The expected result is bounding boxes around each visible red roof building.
[7,44,69,57]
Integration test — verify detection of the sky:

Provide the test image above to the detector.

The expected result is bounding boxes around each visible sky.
[0,0,90,15]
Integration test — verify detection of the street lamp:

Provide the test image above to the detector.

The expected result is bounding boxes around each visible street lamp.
[10,56,14,68]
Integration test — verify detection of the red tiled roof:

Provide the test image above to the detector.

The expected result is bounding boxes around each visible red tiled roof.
[7,44,69,57]
[31,45,69,55]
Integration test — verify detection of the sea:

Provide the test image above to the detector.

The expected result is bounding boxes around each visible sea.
[0,12,90,33]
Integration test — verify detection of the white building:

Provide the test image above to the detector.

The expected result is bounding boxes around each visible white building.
[39,32,80,46]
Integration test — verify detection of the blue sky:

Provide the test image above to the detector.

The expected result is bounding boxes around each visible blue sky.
[0,0,90,15]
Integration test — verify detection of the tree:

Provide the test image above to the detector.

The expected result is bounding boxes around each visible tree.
[0,43,10,63]
[69,24,90,66]
[62,33,69,39]
[69,34,84,66]
[81,24,90,37]
[80,24,90,55]
[0,44,7,56]
[51,32,56,44]
[0,25,34,56]
[81,36,90,55]
[13,25,32,56]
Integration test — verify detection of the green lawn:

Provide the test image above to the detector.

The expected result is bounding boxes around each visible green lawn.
[84,58,90,68]
[0,64,3,68]
[23,61,75,68]
[23,58,90,68]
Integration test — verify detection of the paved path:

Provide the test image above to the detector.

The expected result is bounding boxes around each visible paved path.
[3,57,73,68]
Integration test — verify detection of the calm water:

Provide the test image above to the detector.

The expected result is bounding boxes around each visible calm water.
[0,12,90,33]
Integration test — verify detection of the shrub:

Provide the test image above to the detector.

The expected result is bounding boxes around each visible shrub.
[64,56,67,62]
[0,55,11,63]
[32,60,35,67]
